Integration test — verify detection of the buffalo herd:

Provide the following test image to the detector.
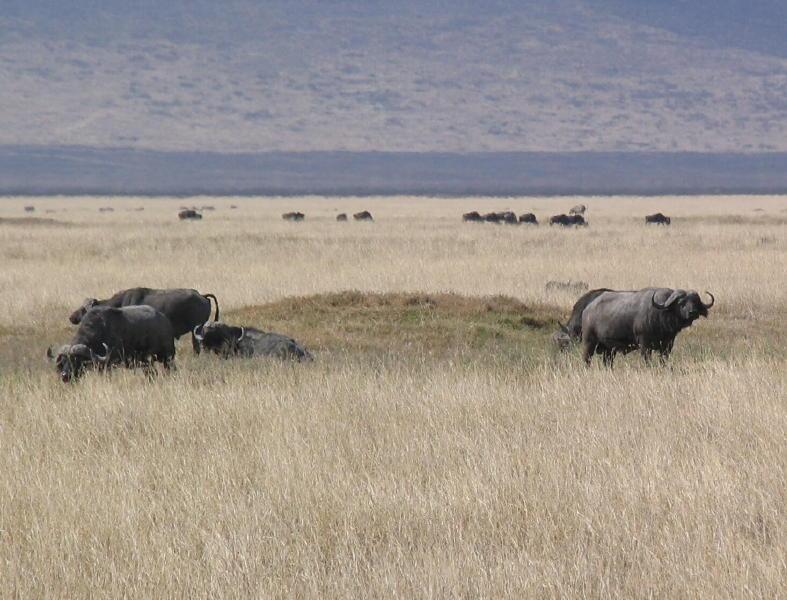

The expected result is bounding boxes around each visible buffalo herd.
[48,287,312,382]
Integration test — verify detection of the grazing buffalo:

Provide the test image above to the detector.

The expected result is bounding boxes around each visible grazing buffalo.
[483,211,517,224]
[581,288,715,366]
[47,305,176,382]
[24,206,35,213]
[337,213,348,221]
[569,204,587,215]
[518,213,538,224]
[98,207,114,213]
[230,204,238,209]
[179,209,202,220]
[354,211,374,221]
[69,287,219,351]
[463,211,484,222]
[193,322,313,361]
[645,213,671,225]
[282,211,305,221]
[550,214,587,226]
[555,288,613,346]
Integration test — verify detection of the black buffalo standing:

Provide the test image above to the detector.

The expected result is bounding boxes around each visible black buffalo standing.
[354,211,374,221]
[69,287,219,352]
[518,213,538,224]
[463,211,484,222]
[48,305,176,382]
[282,212,305,221]
[550,214,587,227]
[193,322,313,361]
[178,209,202,220]
[337,213,348,221]
[645,213,671,225]
[581,287,714,366]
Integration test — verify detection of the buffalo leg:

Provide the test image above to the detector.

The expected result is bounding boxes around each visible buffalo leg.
[601,348,615,368]
[582,338,597,366]
[192,333,201,355]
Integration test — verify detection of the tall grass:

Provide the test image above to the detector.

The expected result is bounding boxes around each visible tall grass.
[0,195,785,598]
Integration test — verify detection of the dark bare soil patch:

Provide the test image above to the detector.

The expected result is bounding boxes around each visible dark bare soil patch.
[0,216,70,227]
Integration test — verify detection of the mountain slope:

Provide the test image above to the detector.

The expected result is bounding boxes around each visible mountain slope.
[0,1,785,153]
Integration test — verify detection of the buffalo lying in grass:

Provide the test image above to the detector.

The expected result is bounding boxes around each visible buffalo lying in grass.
[193,322,313,361]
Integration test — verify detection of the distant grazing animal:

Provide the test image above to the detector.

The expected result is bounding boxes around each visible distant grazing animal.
[518,213,538,224]
[463,211,484,222]
[179,209,202,220]
[282,211,305,221]
[201,205,216,211]
[569,204,587,215]
[546,280,589,295]
[483,211,517,224]
[193,322,313,361]
[581,288,715,366]
[24,206,35,213]
[645,213,671,225]
[337,213,348,221]
[555,288,613,345]
[230,205,238,209]
[98,207,114,213]
[68,287,219,352]
[354,211,374,221]
[47,305,176,382]
[550,214,587,226]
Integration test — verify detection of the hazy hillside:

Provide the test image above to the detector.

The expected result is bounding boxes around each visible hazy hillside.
[2,0,786,153]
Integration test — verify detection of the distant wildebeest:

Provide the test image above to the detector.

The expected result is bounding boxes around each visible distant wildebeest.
[282,211,305,221]
[69,287,219,352]
[546,280,589,295]
[178,209,202,220]
[24,206,35,213]
[518,213,538,224]
[354,211,374,221]
[463,211,484,222]
[47,305,176,382]
[645,213,671,225]
[193,322,313,361]
[550,214,587,227]
[483,211,517,224]
[569,204,587,215]
[337,213,348,221]
[554,288,613,350]
[98,207,114,213]
[581,288,715,366]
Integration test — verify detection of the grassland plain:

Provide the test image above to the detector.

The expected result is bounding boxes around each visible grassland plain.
[0,195,785,598]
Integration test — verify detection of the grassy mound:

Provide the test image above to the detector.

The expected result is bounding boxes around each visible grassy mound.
[228,291,562,360]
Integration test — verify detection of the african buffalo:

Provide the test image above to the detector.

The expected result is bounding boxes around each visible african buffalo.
[569,204,587,215]
[550,214,587,226]
[518,213,538,224]
[69,287,219,351]
[48,305,176,382]
[354,211,374,221]
[98,207,114,213]
[581,288,715,366]
[463,211,484,222]
[24,206,35,213]
[483,211,517,224]
[179,209,202,220]
[193,322,313,361]
[645,213,671,225]
[282,212,305,221]
[337,213,348,221]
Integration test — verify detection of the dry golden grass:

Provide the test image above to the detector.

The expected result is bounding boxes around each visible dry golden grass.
[0,195,785,598]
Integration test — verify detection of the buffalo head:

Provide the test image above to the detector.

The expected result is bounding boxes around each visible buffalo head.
[47,342,109,382]
[193,322,245,357]
[652,289,714,324]
[69,298,98,324]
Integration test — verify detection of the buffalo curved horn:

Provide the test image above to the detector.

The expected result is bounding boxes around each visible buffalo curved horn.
[193,324,205,341]
[703,291,715,309]
[652,289,684,310]
[91,343,110,363]
[237,327,245,342]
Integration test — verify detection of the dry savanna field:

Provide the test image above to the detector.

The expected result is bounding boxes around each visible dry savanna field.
[1,195,785,598]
